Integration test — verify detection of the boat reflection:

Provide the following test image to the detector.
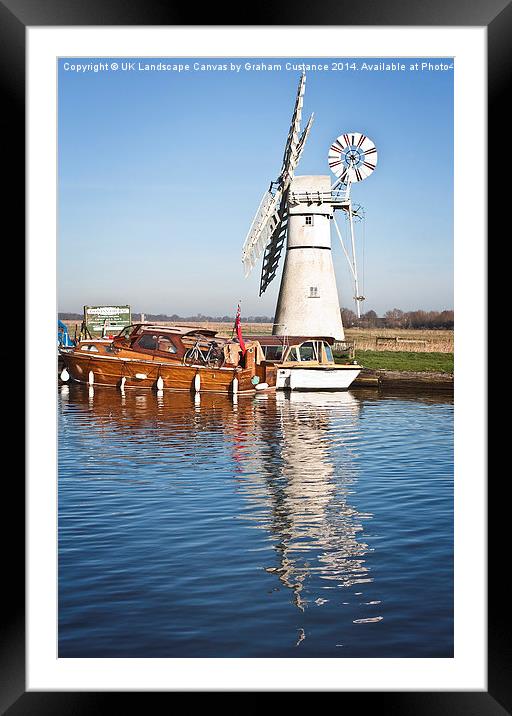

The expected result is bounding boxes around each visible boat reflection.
[59,384,374,611]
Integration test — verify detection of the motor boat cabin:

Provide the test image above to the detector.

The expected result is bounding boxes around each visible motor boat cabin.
[250,335,361,390]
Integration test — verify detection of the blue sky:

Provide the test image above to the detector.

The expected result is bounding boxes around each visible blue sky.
[58,57,453,316]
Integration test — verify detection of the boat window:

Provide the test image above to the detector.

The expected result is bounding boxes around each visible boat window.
[305,216,314,226]
[80,344,99,352]
[136,334,158,351]
[117,325,138,339]
[323,342,334,362]
[264,345,284,361]
[156,337,177,353]
[298,342,318,361]
[286,346,300,362]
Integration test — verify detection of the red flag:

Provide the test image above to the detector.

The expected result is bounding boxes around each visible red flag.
[234,303,246,355]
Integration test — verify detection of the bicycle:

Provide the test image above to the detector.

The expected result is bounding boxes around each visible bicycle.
[183,340,225,367]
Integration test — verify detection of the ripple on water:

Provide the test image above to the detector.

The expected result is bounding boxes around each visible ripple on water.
[58,385,453,658]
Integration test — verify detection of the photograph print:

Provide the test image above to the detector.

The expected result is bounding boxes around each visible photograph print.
[58,56,454,658]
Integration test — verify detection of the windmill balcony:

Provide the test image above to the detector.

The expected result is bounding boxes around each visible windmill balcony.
[289,189,351,209]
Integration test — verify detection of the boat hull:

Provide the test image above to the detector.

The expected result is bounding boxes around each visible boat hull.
[276,366,361,390]
[60,351,257,394]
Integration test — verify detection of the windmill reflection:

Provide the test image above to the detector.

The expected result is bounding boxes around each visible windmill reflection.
[231,391,373,611]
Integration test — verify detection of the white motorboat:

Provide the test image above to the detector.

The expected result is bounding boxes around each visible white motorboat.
[252,335,361,391]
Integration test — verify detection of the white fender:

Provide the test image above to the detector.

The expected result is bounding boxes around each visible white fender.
[232,376,239,395]
[156,376,164,391]
[194,373,201,392]
[120,376,127,391]
[60,367,69,382]
[88,370,94,385]
[255,382,268,391]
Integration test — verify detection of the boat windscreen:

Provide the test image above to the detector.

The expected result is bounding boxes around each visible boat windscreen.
[117,325,140,339]
[298,342,318,361]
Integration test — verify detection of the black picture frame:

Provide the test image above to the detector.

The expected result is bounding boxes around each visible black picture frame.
[5,0,498,710]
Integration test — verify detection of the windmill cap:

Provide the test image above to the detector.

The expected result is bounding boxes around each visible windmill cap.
[290,175,331,191]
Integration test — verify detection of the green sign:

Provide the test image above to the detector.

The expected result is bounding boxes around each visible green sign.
[83,305,131,338]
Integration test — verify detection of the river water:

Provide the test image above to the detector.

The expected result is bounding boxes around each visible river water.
[58,384,453,658]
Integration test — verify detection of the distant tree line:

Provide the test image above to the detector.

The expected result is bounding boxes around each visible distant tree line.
[59,313,84,321]
[132,313,274,323]
[59,308,453,329]
[341,308,454,329]
[58,312,274,323]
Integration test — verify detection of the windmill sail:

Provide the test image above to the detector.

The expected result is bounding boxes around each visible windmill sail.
[242,186,283,277]
[259,193,289,295]
[279,74,307,185]
[295,113,314,166]
[241,73,313,293]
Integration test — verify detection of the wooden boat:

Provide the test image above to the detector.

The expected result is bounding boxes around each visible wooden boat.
[249,335,361,390]
[59,324,276,394]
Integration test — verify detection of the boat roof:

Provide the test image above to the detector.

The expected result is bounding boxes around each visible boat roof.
[133,323,219,338]
[247,335,335,346]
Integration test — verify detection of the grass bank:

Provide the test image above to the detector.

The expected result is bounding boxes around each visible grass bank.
[340,350,454,374]
[344,328,453,353]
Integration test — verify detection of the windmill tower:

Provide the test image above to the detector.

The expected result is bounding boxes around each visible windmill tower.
[242,74,377,340]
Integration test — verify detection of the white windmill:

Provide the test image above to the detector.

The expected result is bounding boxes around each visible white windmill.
[242,74,377,341]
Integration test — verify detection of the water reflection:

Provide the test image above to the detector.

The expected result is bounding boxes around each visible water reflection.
[229,391,372,611]
[60,385,374,612]
[58,383,453,657]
